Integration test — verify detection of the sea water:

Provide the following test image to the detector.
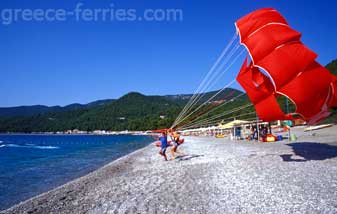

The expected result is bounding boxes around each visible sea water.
[0,134,152,210]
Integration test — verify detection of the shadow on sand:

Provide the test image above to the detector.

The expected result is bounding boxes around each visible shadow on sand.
[280,142,337,162]
[176,154,203,161]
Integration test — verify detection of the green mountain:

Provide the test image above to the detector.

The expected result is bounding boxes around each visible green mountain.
[323,59,337,123]
[164,88,243,105]
[0,99,115,117]
[326,59,337,76]
[0,89,245,133]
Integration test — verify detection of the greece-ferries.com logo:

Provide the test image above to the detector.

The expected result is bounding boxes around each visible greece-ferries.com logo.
[0,3,184,25]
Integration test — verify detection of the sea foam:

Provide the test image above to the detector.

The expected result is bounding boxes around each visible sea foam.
[0,144,59,149]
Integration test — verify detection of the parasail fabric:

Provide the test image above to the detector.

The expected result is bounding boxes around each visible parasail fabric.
[242,24,301,64]
[236,8,337,124]
[237,58,274,104]
[259,43,318,89]
[279,62,333,123]
[236,9,288,43]
[236,58,291,121]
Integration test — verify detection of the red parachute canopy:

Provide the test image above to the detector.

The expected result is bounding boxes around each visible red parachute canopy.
[235,8,337,125]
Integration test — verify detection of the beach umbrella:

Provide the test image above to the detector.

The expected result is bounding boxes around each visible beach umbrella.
[218,120,250,129]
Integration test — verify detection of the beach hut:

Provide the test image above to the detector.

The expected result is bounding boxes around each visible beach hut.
[218,120,249,140]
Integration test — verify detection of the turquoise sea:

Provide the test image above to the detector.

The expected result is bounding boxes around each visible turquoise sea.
[0,134,152,210]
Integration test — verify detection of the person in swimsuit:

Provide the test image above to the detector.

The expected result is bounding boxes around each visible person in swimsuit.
[158,131,169,161]
[169,131,184,159]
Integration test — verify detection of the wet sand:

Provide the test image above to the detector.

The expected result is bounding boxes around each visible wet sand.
[2,126,337,214]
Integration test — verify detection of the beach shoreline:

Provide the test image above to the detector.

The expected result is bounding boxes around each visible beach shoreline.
[2,126,337,214]
[0,141,154,213]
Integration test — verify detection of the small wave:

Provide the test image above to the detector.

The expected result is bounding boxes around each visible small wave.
[3,144,20,148]
[0,144,59,149]
[33,145,59,149]
[0,141,3,144]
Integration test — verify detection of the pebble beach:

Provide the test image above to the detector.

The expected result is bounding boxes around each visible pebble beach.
[2,126,337,214]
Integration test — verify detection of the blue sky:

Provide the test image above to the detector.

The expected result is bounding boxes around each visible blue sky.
[1,0,337,107]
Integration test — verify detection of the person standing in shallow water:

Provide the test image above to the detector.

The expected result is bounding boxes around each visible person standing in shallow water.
[158,131,169,161]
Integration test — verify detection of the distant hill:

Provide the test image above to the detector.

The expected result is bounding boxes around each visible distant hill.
[0,88,242,118]
[0,89,246,132]
[0,99,115,117]
[326,59,337,76]
[0,105,62,117]
[164,88,242,105]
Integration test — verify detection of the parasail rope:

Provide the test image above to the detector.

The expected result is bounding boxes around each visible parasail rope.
[173,79,236,128]
[173,42,241,127]
[181,112,256,131]
[172,34,238,127]
[173,48,246,128]
[172,33,238,128]
[180,116,260,132]
[177,103,254,130]
[171,44,239,128]
[175,92,245,129]
[172,43,240,127]
[176,104,252,128]
[179,112,255,131]
[172,45,241,129]
[177,103,253,130]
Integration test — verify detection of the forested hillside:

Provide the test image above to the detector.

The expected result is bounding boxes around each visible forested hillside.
[0,89,246,132]
[323,59,337,123]
[0,99,115,117]
[326,59,337,76]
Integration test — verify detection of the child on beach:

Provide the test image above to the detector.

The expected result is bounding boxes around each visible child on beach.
[158,131,169,161]
[169,131,184,160]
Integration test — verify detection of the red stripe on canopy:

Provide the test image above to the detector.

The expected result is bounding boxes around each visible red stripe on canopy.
[243,24,301,63]
[258,42,317,90]
[236,8,288,42]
